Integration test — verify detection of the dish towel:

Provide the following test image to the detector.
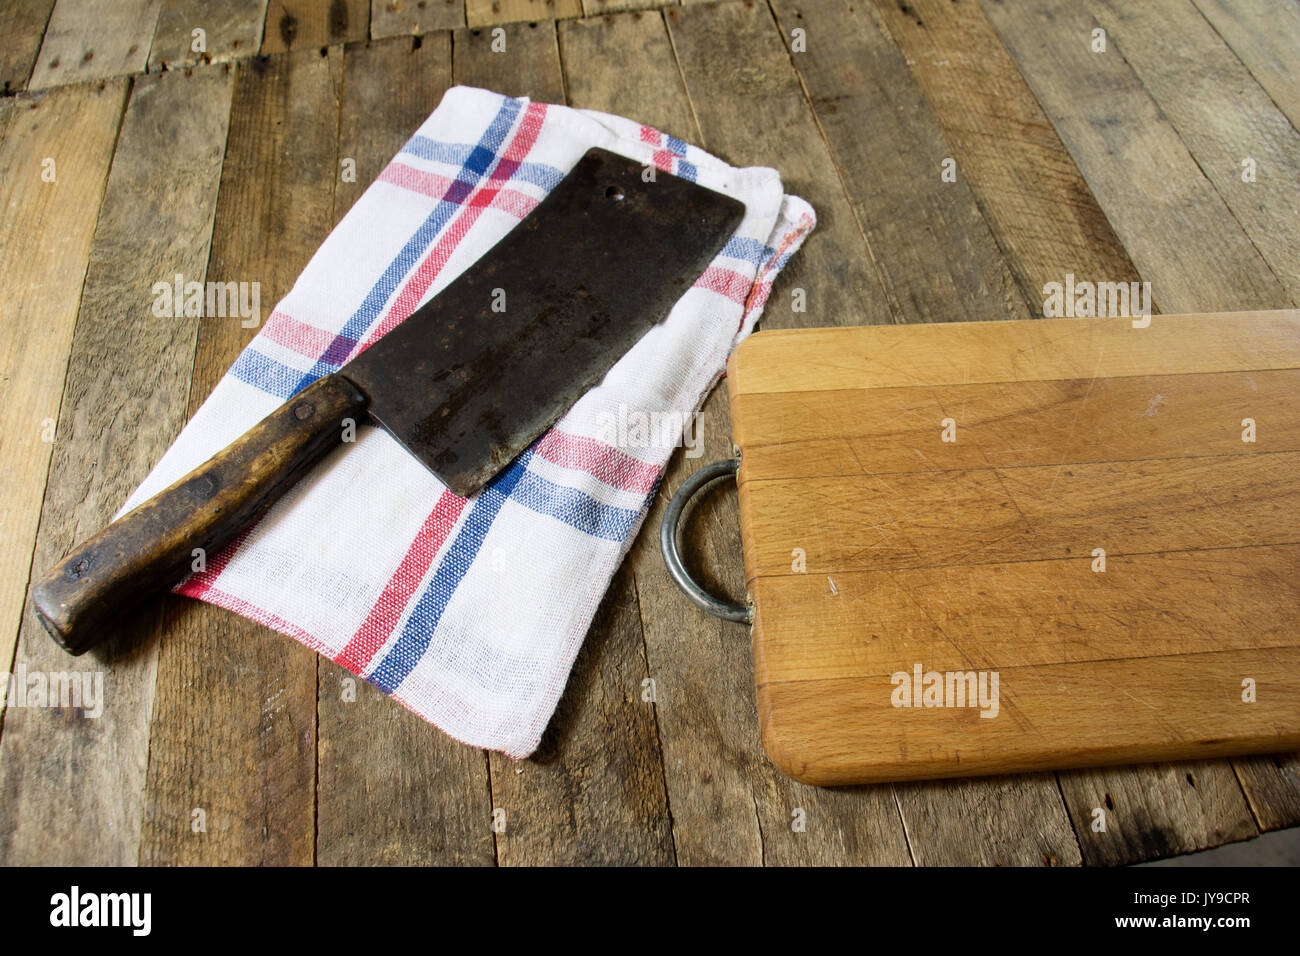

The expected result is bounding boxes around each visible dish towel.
[120,86,815,758]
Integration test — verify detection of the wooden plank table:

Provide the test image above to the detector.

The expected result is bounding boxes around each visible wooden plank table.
[1,0,1296,866]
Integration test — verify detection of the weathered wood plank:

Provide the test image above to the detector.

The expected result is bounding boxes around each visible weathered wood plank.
[319,671,496,864]
[870,0,1141,316]
[1059,762,1257,865]
[0,0,56,93]
[315,33,494,867]
[444,16,672,866]
[1088,0,1300,303]
[0,65,233,866]
[0,96,13,141]
[561,12,756,866]
[1233,754,1300,832]
[149,0,267,71]
[983,0,1295,861]
[488,565,675,865]
[1133,0,1300,842]
[29,0,162,90]
[664,0,893,331]
[370,0,464,36]
[896,775,1083,866]
[981,0,1291,314]
[770,0,1031,325]
[465,0,581,29]
[580,0,669,16]
[663,0,914,867]
[262,0,368,52]
[330,33,451,223]
[0,80,127,683]
[664,0,1078,865]
[139,49,341,865]
[629,473,772,866]
[451,18,563,103]
[1192,0,1300,134]
[558,10,695,137]
[572,7,909,866]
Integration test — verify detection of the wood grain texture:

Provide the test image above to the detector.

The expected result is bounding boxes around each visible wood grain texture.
[452,18,564,102]
[29,0,162,90]
[734,369,1300,481]
[1058,761,1257,865]
[0,80,127,680]
[896,774,1082,866]
[728,310,1300,395]
[1192,0,1300,134]
[769,0,1031,325]
[449,16,676,866]
[665,0,895,330]
[580,0,668,16]
[488,565,675,865]
[569,8,910,866]
[0,64,233,866]
[627,95,888,912]
[564,10,759,866]
[465,0,581,29]
[731,313,1300,788]
[315,32,495,867]
[1088,0,1300,304]
[676,0,1073,865]
[1232,753,1300,832]
[741,453,1298,578]
[262,0,368,52]
[934,2,1300,837]
[750,544,1300,682]
[0,0,56,92]
[318,668,496,863]
[980,0,1291,315]
[149,0,267,70]
[558,10,695,137]
[757,620,1300,786]
[370,0,464,35]
[330,33,451,224]
[869,0,1141,317]
[139,49,341,866]
[3,0,1293,867]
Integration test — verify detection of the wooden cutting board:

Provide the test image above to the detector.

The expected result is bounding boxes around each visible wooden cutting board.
[727,310,1300,786]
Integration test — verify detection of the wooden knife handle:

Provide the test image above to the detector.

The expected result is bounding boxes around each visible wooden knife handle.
[31,373,369,655]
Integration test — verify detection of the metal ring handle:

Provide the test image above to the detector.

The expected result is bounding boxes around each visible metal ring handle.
[660,458,754,624]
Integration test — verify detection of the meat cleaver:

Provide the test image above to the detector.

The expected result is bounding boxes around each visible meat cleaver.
[33,147,745,655]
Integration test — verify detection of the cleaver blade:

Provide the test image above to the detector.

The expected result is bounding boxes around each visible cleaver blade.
[347,147,746,496]
[32,147,745,654]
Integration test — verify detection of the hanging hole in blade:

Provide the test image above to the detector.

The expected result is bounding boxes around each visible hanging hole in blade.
[605,185,625,201]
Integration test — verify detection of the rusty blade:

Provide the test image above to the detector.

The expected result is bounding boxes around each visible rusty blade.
[341,147,746,497]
